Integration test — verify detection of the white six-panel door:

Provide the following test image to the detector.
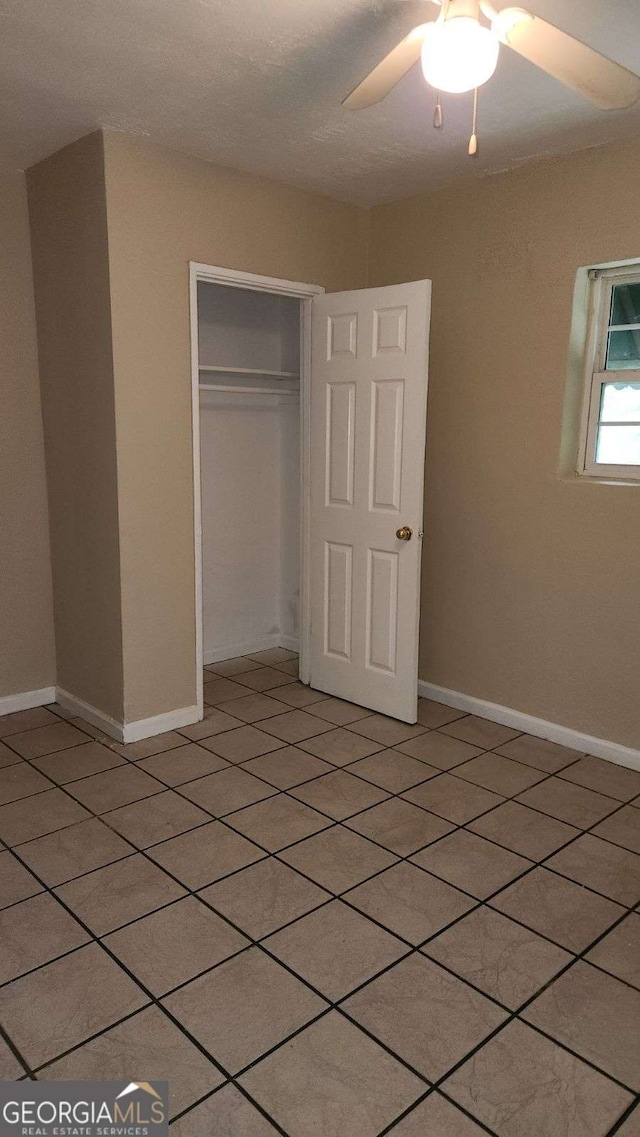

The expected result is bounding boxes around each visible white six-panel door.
[308,280,431,722]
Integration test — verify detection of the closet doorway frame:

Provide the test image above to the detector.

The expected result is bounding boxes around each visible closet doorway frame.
[189,262,325,718]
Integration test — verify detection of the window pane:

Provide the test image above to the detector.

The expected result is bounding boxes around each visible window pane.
[611,281,640,326]
[600,381,640,423]
[596,425,640,465]
[606,329,640,370]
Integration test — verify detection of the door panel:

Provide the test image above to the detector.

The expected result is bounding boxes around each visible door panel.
[309,280,431,722]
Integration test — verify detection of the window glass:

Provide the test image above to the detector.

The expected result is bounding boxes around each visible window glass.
[610,281,640,326]
[600,380,640,423]
[596,425,640,465]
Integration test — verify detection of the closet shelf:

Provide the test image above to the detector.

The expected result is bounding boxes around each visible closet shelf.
[200,383,299,395]
[199,365,299,380]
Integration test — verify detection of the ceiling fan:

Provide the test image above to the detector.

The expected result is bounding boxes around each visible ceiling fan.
[343,0,640,154]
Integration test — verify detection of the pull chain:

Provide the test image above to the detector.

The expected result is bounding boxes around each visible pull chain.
[469,86,479,157]
[433,94,443,130]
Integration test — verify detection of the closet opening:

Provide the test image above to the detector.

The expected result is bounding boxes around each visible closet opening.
[189,264,324,719]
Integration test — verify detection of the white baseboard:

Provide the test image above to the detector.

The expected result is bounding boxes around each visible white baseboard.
[418,681,640,772]
[56,688,124,743]
[0,687,56,717]
[204,632,298,666]
[122,705,200,744]
[56,688,200,745]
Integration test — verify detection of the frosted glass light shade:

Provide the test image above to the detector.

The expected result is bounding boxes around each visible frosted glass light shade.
[421,16,500,94]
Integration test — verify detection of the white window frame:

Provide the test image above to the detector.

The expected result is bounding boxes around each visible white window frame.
[578,263,640,482]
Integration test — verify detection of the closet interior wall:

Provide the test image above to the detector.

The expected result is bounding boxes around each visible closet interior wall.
[197,282,301,663]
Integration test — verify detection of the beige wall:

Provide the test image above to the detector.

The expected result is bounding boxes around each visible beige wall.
[102,132,369,721]
[369,140,640,749]
[0,171,55,697]
[27,133,124,721]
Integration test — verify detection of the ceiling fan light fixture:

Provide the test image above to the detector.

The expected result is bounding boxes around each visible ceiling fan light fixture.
[421,16,500,94]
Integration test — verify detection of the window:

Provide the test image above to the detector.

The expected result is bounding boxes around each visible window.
[579,264,640,481]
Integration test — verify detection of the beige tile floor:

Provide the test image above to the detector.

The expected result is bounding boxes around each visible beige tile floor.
[0,648,639,1135]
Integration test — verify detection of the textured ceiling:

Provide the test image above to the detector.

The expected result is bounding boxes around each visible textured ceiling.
[1,0,639,204]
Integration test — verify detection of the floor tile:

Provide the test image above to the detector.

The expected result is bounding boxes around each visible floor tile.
[179,766,277,816]
[345,862,474,945]
[256,709,334,744]
[200,857,330,939]
[516,776,619,829]
[290,769,389,820]
[0,707,59,737]
[0,740,22,768]
[395,731,482,770]
[104,790,210,848]
[444,1018,632,1137]
[32,741,127,784]
[163,946,326,1074]
[135,743,229,785]
[347,715,427,747]
[495,735,581,774]
[233,668,294,692]
[467,800,579,860]
[545,833,640,906]
[523,960,640,1090]
[343,953,507,1081]
[452,752,546,796]
[104,895,248,996]
[55,853,186,935]
[346,797,454,856]
[247,648,298,665]
[148,820,265,889]
[0,942,148,1068]
[592,805,640,855]
[217,692,289,722]
[0,1036,24,1079]
[490,866,625,952]
[411,830,531,899]
[298,728,385,765]
[171,1084,278,1135]
[264,900,407,1000]
[403,773,504,824]
[347,750,439,793]
[440,715,521,749]
[202,677,255,704]
[5,721,89,759]
[270,682,330,708]
[199,725,285,763]
[40,1004,224,1119]
[66,764,164,813]
[225,794,331,852]
[585,913,640,990]
[390,1092,488,1135]
[240,746,333,789]
[113,731,189,760]
[424,906,571,1009]
[559,755,640,802]
[0,788,90,846]
[416,699,466,729]
[0,762,54,805]
[15,817,132,886]
[271,657,300,677]
[0,892,89,984]
[0,851,43,908]
[176,708,243,741]
[207,655,263,675]
[279,826,397,893]
[304,698,373,725]
[240,1011,423,1137]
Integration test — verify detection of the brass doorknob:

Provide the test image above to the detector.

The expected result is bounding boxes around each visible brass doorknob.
[396,526,412,541]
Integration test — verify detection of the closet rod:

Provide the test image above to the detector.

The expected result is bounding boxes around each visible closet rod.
[199,383,299,395]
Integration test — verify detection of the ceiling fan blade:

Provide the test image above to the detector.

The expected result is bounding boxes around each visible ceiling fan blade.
[496,8,640,110]
[342,24,432,109]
